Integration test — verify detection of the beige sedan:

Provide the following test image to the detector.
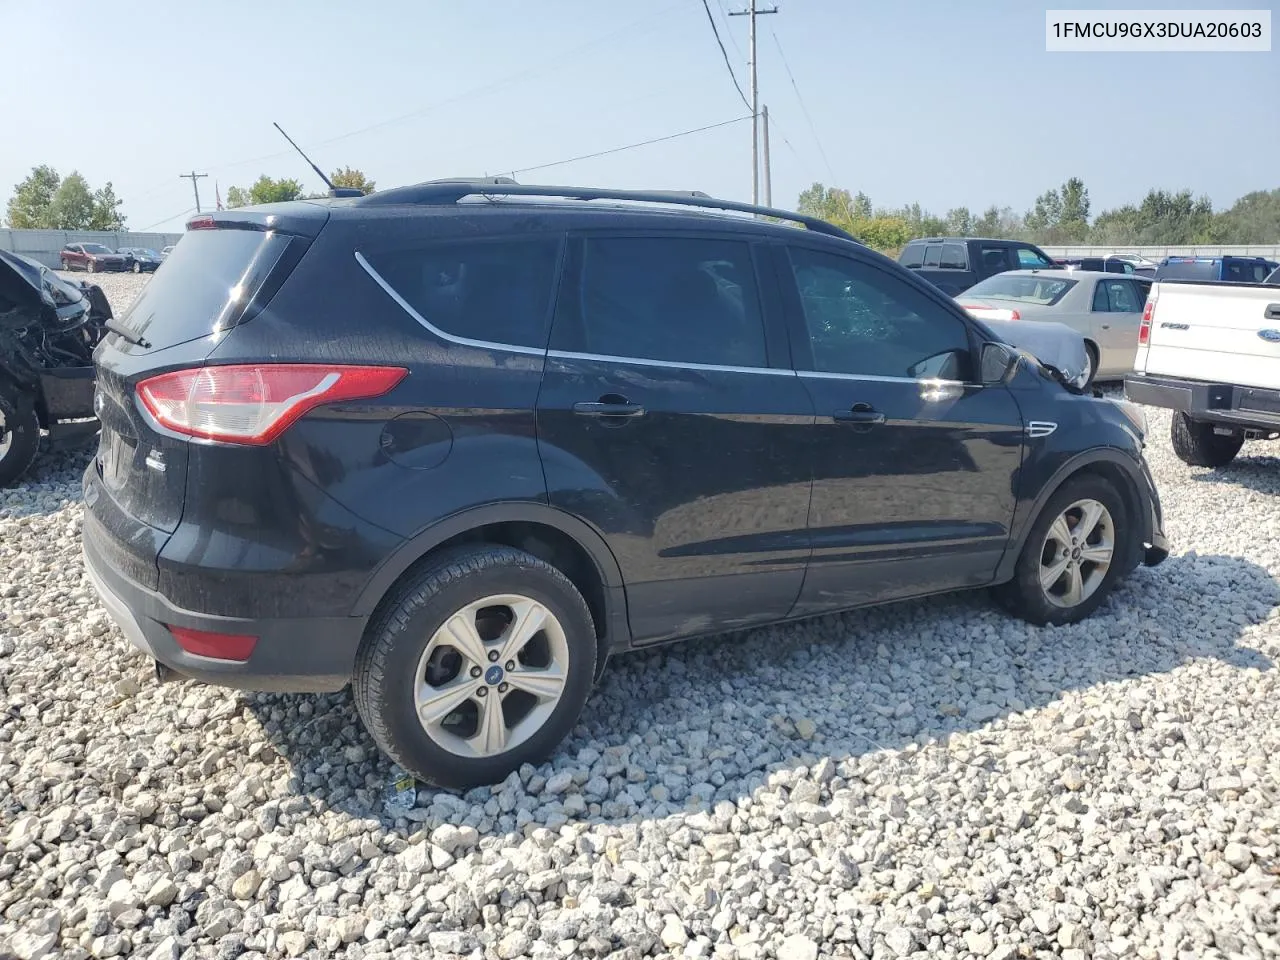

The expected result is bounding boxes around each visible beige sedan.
[955,268,1152,385]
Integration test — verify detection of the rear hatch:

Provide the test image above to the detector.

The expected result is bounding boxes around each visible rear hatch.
[1139,281,1280,391]
[88,207,327,583]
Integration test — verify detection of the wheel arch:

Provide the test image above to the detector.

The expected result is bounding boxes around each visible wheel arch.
[352,502,631,674]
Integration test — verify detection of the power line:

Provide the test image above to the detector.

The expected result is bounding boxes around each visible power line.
[700,0,750,111]
[138,207,195,232]
[505,115,750,178]
[772,31,836,183]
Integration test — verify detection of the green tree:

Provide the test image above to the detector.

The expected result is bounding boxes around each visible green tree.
[1213,188,1280,244]
[945,207,973,236]
[330,166,376,194]
[1058,177,1090,241]
[46,172,95,229]
[1025,188,1062,234]
[248,175,303,205]
[225,185,251,209]
[88,182,126,231]
[5,164,61,228]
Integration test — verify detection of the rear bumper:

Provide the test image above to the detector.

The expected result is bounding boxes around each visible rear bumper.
[1125,373,1280,432]
[83,528,366,693]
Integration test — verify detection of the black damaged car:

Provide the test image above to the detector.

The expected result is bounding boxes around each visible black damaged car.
[82,182,1168,788]
[1,250,111,485]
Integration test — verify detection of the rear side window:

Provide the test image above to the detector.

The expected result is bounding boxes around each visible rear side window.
[1222,260,1267,283]
[115,229,292,347]
[364,238,561,349]
[978,246,1009,272]
[899,243,925,268]
[553,236,767,368]
[939,243,967,269]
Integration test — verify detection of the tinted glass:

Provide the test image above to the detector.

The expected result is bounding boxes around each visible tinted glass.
[1156,260,1215,281]
[559,236,767,367]
[82,243,112,254]
[1135,279,1153,300]
[1104,280,1142,312]
[368,238,561,349]
[966,273,1076,306]
[1267,267,1280,286]
[1092,282,1110,312]
[923,245,942,267]
[939,243,967,269]
[899,243,925,268]
[788,247,971,380]
[1015,246,1053,268]
[978,246,1009,272]
[115,228,291,349]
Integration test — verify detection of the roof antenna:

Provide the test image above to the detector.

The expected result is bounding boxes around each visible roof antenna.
[272,122,364,198]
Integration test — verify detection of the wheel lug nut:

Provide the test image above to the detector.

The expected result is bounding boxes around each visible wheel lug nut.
[505,661,515,671]
[470,666,482,678]
[476,687,487,697]
[488,651,499,662]
[498,683,509,693]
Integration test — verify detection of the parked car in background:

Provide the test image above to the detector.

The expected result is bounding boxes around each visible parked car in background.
[82,181,1167,788]
[898,237,1057,295]
[957,269,1152,387]
[1053,256,1136,274]
[1106,254,1160,277]
[1154,255,1275,284]
[1126,276,1280,467]
[116,248,163,273]
[159,245,175,261]
[1267,265,1280,285]
[60,243,130,273]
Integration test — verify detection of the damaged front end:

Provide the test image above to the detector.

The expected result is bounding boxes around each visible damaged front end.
[1,250,111,478]
[972,316,1092,393]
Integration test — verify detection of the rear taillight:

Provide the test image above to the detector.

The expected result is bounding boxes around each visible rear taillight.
[187,215,216,230]
[1139,295,1157,345]
[136,364,407,445]
[168,625,257,662]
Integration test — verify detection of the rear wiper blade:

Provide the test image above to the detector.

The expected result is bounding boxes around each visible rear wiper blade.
[105,319,150,349]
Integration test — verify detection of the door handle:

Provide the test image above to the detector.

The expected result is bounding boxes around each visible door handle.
[1265,303,1280,320]
[833,402,885,425]
[573,398,645,418]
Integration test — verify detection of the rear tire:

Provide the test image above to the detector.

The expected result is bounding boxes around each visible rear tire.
[0,384,41,488]
[85,260,95,274]
[1170,412,1242,467]
[352,545,597,789]
[993,475,1129,626]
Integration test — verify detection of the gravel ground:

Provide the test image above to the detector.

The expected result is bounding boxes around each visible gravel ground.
[2,275,1279,960]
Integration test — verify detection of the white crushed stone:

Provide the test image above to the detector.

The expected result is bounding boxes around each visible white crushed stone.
[3,277,1279,960]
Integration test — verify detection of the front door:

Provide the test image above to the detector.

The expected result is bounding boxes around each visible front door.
[536,232,814,643]
[773,243,1025,617]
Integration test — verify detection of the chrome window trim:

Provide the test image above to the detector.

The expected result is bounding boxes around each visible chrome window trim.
[798,370,967,387]
[547,349,794,377]
[354,250,546,357]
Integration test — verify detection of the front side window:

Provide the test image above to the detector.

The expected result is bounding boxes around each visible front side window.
[1015,246,1053,268]
[787,246,971,381]
[978,246,1010,273]
[364,237,562,348]
[555,236,768,368]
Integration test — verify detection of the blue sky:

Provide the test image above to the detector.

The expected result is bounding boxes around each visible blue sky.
[1,0,1275,233]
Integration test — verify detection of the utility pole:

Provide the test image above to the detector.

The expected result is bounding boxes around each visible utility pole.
[762,104,772,206]
[179,171,208,213]
[729,0,777,206]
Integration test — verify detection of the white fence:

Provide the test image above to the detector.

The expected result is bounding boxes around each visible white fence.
[0,229,185,269]
[1041,244,1280,259]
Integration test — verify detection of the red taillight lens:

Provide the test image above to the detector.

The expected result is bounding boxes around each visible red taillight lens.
[1008,309,1020,321]
[1139,299,1155,345]
[137,364,407,445]
[187,215,216,230]
[168,626,258,662]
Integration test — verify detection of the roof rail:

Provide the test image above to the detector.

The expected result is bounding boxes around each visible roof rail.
[355,180,856,241]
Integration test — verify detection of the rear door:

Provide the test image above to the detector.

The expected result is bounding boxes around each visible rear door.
[775,243,1024,616]
[535,231,814,643]
[1089,277,1146,375]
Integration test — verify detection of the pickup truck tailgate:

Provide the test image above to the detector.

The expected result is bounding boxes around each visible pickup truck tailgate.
[1141,282,1280,390]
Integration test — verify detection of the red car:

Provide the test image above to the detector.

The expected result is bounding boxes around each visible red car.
[60,243,130,273]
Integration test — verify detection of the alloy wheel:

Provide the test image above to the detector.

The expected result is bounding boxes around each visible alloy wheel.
[0,409,10,461]
[1039,498,1114,607]
[412,594,569,758]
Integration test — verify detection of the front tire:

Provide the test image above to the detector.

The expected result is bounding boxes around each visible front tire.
[0,385,41,488]
[993,475,1128,626]
[353,545,597,789]
[132,260,141,273]
[1081,342,1099,389]
[1170,412,1242,467]
[85,260,95,274]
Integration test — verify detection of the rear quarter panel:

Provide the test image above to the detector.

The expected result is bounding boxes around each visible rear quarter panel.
[1143,281,1280,389]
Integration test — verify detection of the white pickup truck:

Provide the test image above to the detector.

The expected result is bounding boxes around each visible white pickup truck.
[1125,276,1280,467]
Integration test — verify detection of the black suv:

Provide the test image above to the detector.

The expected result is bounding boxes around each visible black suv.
[899,237,1057,296]
[82,181,1168,788]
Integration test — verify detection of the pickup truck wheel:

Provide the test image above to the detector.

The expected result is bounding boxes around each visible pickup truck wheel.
[0,385,41,488]
[993,475,1128,626]
[1170,412,1242,467]
[352,545,596,789]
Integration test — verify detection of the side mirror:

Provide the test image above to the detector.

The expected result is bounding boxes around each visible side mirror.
[980,341,1019,385]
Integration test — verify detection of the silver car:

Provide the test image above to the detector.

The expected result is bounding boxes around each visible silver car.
[956,268,1152,385]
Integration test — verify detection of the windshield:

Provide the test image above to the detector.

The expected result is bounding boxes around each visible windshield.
[965,274,1076,305]
[137,248,160,258]
[82,243,112,254]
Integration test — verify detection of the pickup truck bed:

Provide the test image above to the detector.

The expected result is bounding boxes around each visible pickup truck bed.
[1124,279,1280,467]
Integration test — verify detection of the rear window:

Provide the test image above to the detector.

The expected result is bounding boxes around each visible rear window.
[1156,260,1216,281]
[363,238,561,349]
[899,243,925,268]
[923,245,941,267]
[114,228,291,347]
[939,243,967,269]
[964,273,1076,305]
